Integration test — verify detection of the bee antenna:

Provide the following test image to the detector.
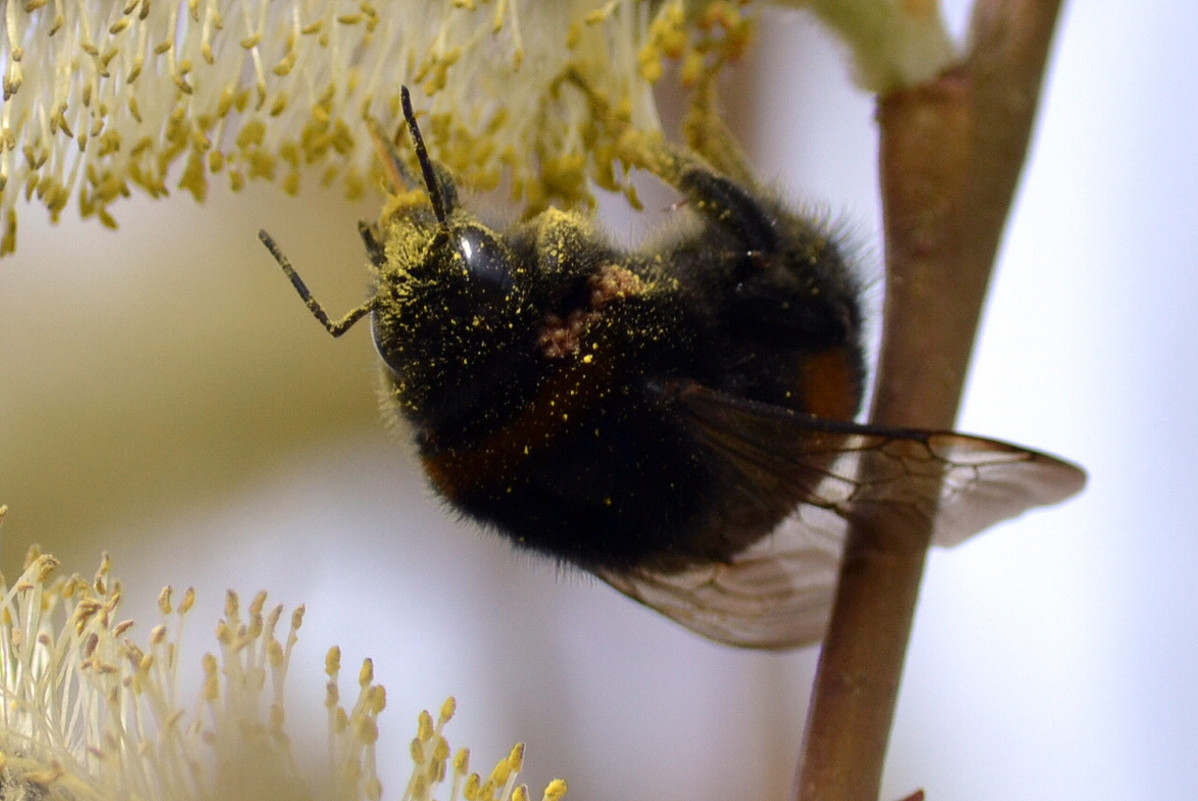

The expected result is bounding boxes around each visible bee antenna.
[366,117,418,196]
[259,229,376,337]
[401,86,448,226]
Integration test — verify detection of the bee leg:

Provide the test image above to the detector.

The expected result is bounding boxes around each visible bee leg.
[365,117,419,196]
[680,70,757,190]
[553,68,774,251]
[623,131,779,254]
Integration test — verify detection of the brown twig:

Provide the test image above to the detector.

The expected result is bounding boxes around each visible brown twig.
[794,1,1064,799]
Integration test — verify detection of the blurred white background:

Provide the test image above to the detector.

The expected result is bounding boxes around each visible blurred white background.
[1,1,1193,799]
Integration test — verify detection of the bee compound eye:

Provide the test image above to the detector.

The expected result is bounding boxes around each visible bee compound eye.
[453,226,514,298]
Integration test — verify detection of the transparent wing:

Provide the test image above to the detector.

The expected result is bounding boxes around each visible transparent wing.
[597,383,1087,650]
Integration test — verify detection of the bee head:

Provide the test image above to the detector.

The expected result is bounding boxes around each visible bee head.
[373,86,523,302]
[369,88,533,429]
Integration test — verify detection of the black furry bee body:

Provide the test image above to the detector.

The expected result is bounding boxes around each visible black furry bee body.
[261,86,1085,649]
[377,145,865,576]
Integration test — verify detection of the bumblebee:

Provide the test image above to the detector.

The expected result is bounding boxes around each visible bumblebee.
[261,85,1084,649]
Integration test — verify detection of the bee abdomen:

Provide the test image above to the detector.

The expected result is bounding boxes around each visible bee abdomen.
[419,346,616,504]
